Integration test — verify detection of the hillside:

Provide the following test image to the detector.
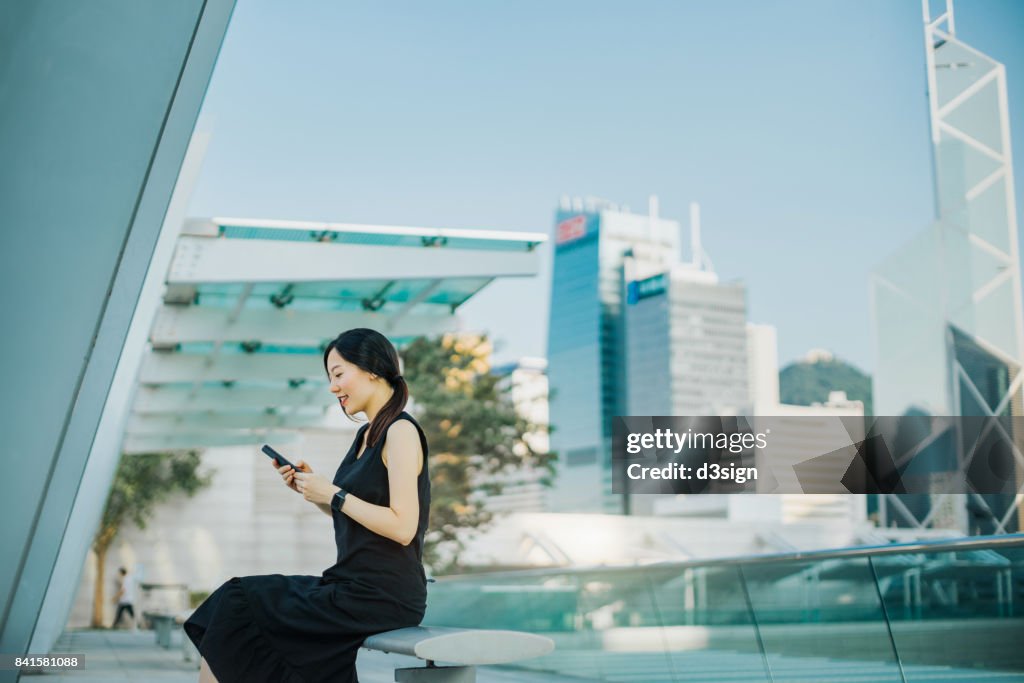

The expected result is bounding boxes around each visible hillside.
[779,355,873,415]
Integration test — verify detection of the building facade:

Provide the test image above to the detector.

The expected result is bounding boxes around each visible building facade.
[478,357,550,514]
[747,323,782,414]
[624,265,749,418]
[870,3,1023,534]
[546,197,683,513]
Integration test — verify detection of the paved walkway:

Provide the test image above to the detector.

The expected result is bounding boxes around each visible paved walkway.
[16,628,1024,682]
[20,628,590,683]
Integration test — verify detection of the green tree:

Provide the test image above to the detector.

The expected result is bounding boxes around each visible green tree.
[91,451,212,627]
[401,334,555,575]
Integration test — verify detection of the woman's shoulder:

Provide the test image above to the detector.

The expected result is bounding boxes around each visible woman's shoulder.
[385,412,428,447]
[380,413,427,469]
[395,410,420,425]
[388,412,421,436]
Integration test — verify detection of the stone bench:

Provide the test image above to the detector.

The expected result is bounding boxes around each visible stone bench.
[362,626,554,682]
[141,611,179,648]
[142,610,200,668]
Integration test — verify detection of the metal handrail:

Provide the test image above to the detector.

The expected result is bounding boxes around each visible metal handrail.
[436,532,1024,582]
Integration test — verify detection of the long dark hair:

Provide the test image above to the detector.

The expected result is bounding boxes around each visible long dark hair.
[322,328,408,448]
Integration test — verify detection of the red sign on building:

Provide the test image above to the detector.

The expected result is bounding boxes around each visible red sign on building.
[556,215,587,245]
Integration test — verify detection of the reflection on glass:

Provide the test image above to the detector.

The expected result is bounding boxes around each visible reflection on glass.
[423,537,1023,681]
[882,546,1024,679]
[741,558,903,683]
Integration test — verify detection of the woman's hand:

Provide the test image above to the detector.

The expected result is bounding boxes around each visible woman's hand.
[272,458,312,494]
[293,471,339,506]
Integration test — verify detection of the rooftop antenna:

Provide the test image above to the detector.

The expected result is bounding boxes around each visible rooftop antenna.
[690,201,715,272]
[648,194,658,240]
[690,202,702,267]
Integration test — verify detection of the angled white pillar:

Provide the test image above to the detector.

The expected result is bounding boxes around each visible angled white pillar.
[1,0,237,666]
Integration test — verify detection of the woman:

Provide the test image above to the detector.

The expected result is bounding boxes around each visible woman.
[184,328,431,683]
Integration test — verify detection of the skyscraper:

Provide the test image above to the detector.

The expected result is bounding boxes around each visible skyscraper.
[870,1,1023,534]
[619,202,750,516]
[624,264,748,419]
[546,196,682,513]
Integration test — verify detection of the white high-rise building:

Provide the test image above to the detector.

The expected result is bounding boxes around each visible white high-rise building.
[743,324,870,525]
[623,202,749,418]
[621,206,750,516]
[747,323,781,413]
[750,392,868,525]
[624,263,749,418]
[475,357,549,514]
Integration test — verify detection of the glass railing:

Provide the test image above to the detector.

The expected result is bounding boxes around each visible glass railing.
[424,534,1024,682]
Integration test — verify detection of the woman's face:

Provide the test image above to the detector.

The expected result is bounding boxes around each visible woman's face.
[326,348,376,415]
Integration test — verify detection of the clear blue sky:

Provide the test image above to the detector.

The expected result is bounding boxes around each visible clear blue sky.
[187,0,1024,373]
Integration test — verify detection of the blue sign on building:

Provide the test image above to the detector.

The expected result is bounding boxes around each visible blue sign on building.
[627,272,667,305]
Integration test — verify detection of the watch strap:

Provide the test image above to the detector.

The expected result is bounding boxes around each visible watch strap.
[331,488,348,513]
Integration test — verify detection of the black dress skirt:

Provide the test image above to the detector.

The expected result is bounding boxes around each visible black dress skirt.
[184,412,432,683]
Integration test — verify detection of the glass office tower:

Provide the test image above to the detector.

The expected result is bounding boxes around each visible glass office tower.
[623,265,749,517]
[870,2,1023,534]
[624,266,748,418]
[546,198,682,513]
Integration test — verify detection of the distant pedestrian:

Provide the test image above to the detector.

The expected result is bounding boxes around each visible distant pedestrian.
[111,566,137,630]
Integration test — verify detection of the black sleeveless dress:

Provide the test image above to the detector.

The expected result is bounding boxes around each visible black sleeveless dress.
[184,411,431,683]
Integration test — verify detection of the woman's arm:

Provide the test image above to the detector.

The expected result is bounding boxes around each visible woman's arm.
[336,421,423,545]
[297,420,423,543]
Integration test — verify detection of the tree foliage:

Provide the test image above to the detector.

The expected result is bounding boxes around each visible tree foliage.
[91,451,212,627]
[400,334,554,574]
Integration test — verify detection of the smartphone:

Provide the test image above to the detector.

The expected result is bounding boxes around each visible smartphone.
[262,444,300,472]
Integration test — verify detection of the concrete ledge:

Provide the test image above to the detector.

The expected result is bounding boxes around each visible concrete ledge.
[364,626,555,666]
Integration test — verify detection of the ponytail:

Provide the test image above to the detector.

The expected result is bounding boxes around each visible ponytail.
[366,374,408,447]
